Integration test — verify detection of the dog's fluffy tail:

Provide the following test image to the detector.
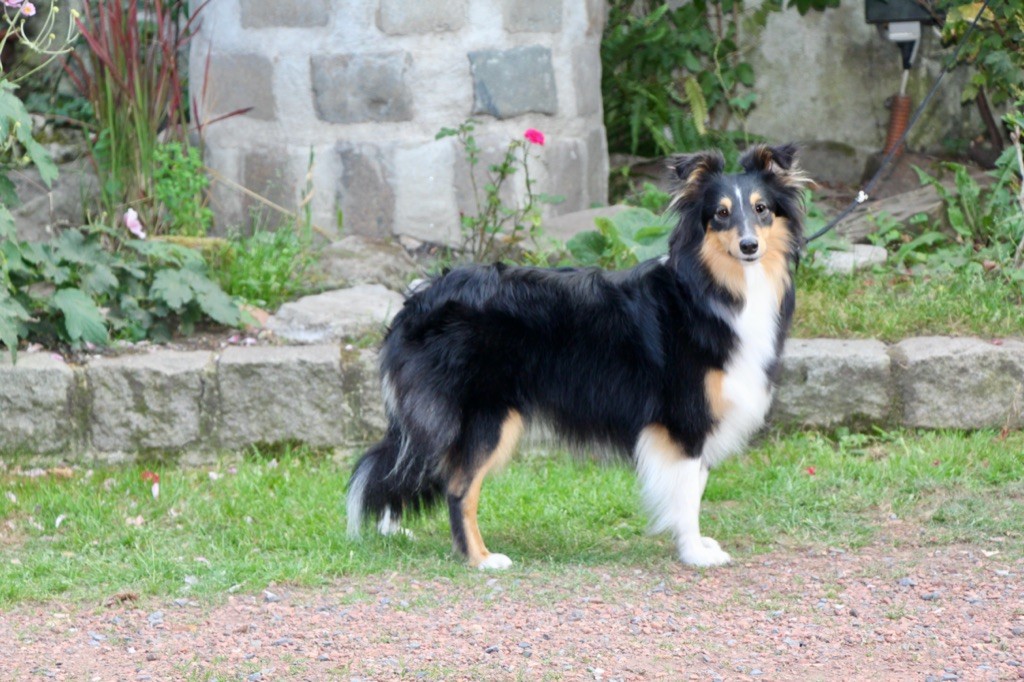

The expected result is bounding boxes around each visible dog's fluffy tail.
[346,425,444,538]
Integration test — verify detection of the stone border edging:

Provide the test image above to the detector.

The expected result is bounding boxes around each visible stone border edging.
[1,337,1021,462]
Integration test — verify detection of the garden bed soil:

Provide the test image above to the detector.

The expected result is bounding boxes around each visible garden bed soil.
[2,528,1022,681]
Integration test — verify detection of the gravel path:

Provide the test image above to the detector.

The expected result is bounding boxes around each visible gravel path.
[2,538,1022,681]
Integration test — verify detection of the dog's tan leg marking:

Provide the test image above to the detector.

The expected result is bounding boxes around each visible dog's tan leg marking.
[459,411,524,569]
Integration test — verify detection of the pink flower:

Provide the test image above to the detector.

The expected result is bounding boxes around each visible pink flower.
[123,208,146,239]
[524,128,545,146]
[3,0,23,8]
[20,1,34,15]
[805,466,816,476]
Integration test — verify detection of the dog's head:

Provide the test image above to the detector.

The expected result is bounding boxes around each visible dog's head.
[669,144,808,265]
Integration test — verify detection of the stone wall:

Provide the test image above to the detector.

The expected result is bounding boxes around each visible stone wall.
[2,337,1021,463]
[191,0,609,243]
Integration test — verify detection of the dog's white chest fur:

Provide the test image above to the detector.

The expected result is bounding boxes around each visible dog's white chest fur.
[702,263,779,466]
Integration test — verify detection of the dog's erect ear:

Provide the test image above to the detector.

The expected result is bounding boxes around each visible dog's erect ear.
[669,150,725,206]
[671,150,725,185]
[740,143,809,188]
[739,143,798,175]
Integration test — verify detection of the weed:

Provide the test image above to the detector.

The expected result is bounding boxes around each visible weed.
[217,221,316,311]
[66,0,206,230]
[436,120,557,263]
[153,142,214,237]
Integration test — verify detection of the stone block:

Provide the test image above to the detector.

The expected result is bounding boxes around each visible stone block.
[337,143,395,237]
[378,0,466,34]
[502,0,562,32]
[894,337,1024,429]
[243,147,298,224]
[544,139,584,216]
[87,352,212,452]
[13,159,97,242]
[241,0,329,28]
[469,46,557,119]
[215,345,350,448]
[267,284,406,344]
[312,235,420,292]
[205,54,276,121]
[772,339,892,428]
[340,347,386,444]
[0,354,79,455]
[393,140,461,244]
[311,52,413,124]
[571,43,602,117]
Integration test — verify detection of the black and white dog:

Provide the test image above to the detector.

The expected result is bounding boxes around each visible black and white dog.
[347,144,808,569]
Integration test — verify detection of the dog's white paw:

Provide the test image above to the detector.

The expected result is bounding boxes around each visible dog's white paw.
[476,553,513,571]
[679,538,731,567]
[700,536,723,552]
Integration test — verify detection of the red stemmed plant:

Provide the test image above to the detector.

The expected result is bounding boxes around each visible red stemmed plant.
[64,0,208,231]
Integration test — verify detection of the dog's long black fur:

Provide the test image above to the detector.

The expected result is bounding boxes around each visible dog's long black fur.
[347,143,807,568]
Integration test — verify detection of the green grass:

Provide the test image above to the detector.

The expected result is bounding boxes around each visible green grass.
[793,265,1024,341]
[1,430,1022,604]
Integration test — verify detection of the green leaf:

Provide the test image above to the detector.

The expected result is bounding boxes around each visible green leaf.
[150,269,195,309]
[735,62,755,87]
[0,293,30,362]
[566,231,609,267]
[0,205,14,239]
[81,264,120,297]
[188,271,242,326]
[682,51,702,73]
[683,76,708,136]
[0,175,17,209]
[19,135,58,188]
[0,81,58,188]
[51,288,109,345]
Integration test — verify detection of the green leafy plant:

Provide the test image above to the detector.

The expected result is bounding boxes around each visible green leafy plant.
[912,153,1023,273]
[939,1,1023,107]
[217,222,316,311]
[601,0,837,158]
[436,120,557,263]
[153,142,213,237]
[566,207,674,270]
[65,0,207,231]
[0,219,243,359]
[622,181,671,214]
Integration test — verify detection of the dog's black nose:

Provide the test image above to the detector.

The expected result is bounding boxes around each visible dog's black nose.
[739,238,759,255]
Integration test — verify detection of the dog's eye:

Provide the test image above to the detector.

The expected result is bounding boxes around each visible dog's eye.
[754,203,768,215]
[716,207,730,219]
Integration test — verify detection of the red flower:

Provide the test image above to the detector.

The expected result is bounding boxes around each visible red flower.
[524,128,545,146]
[805,466,816,476]
[141,471,160,483]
